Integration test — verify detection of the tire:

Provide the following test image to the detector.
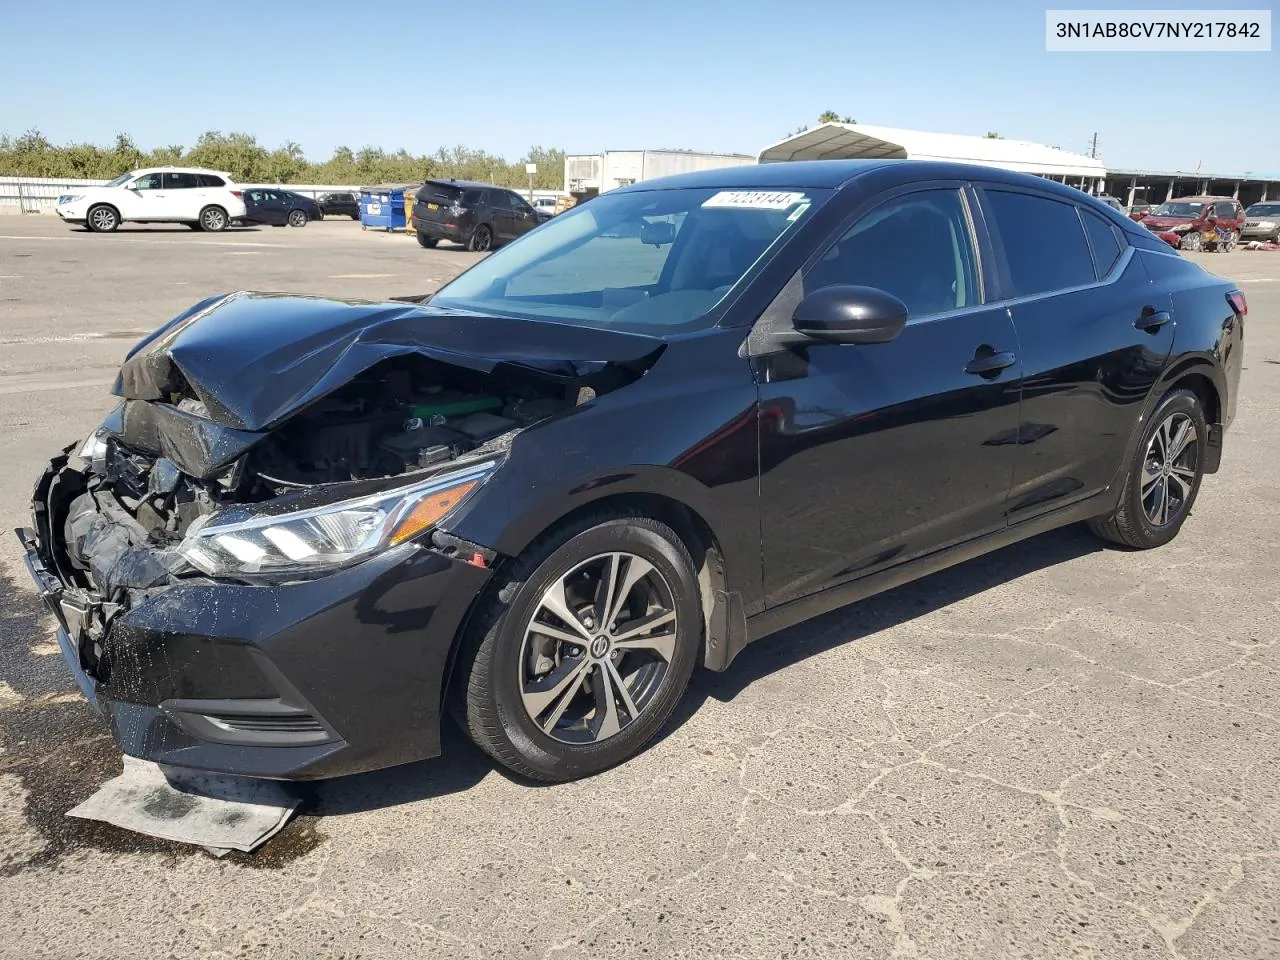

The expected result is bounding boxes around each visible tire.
[351,213,360,221]
[1180,231,1201,252]
[199,205,228,232]
[1088,388,1207,549]
[467,224,493,252]
[86,204,119,233]
[452,512,702,782]
[287,209,308,228]
[416,231,438,248]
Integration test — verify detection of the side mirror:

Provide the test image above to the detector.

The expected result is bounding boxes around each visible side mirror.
[792,285,908,345]
[640,220,676,246]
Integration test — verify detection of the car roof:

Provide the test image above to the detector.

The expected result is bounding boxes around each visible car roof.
[424,179,509,191]
[609,159,1102,195]
[1166,195,1236,202]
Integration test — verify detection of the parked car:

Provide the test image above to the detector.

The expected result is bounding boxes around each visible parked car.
[1240,201,1280,242]
[1096,195,1125,213]
[241,189,321,227]
[1127,202,1152,221]
[20,160,1244,784]
[411,179,552,251]
[1142,196,1246,251]
[317,191,360,220]
[532,196,559,216]
[54,167,247,233]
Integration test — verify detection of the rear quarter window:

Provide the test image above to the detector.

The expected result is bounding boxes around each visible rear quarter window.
[983,190,1096,298]
[1080,208,1124,279]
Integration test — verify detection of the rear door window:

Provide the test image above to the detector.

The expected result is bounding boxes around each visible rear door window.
[1079,208,1123,279]
[982,190,1096,298]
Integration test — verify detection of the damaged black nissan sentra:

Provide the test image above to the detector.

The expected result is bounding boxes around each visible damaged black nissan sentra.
[18,160,1245,783]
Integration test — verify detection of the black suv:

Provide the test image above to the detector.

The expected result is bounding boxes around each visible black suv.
[411,179,551,251]
[317,191,360,220]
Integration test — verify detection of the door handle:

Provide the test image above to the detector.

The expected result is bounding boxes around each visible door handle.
[1135,307,1171,332]
[964,350,1017,377]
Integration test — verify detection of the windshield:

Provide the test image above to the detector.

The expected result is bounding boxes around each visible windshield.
[430,186,827,332]
[106,172,135,187]
[1246,203,1280,216]
[1153,201,1205,217]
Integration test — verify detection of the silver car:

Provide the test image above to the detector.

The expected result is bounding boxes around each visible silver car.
[1241,202,1280,242]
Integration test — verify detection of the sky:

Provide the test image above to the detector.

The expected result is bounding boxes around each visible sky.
[2,0,1275,175]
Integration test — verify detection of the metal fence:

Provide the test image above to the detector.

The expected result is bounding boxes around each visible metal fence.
[0,176,568,213]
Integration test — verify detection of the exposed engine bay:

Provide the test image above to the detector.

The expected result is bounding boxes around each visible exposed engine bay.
[80,354,588,566]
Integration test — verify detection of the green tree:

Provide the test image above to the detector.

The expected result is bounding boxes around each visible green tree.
[985,131,1001,138]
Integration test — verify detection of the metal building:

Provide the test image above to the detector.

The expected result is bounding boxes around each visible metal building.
[564,150,755,199]
[757,122,1107,191]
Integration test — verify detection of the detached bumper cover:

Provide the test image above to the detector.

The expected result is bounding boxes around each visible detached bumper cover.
[17,458,495,780]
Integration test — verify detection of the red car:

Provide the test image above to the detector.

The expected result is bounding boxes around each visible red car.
[1142,196,1245,252]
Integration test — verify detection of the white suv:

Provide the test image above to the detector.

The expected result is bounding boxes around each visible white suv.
[55,167,248,233]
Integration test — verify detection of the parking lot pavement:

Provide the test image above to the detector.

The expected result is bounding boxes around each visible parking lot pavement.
[1,215,1278,959]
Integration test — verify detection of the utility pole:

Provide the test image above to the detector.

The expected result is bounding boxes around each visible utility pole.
[1089,132,1098,158]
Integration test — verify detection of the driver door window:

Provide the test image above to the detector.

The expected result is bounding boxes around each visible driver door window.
[131,173,163,191]
[805,189,980,319]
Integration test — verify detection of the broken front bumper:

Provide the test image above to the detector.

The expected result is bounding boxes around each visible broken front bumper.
[17,457,496,781]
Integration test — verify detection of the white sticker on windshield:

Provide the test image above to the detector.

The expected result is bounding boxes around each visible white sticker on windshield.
[702,191,807,210]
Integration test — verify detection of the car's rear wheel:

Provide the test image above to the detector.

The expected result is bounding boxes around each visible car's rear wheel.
[87,204,119,233]
[199,206,229,232]
[416,232,438,248]
[288,209,308,228]
[467,224,492,252]
[1180,231,1202,252]
[1088,388,1206,549]
[452,513,701,782]
[351,213,360,221]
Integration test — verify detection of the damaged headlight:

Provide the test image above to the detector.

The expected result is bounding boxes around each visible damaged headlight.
[77,432,109,474]
[177,460,498,578]
[1170,223,1193,232]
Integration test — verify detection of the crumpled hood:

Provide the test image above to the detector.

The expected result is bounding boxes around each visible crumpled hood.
[114,292,666,432]
[1144,217,1194,230]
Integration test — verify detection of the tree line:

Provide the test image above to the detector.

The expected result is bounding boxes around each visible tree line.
[0,129,568,189]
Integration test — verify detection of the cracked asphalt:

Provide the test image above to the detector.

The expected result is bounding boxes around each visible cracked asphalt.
[1,216,1277,959]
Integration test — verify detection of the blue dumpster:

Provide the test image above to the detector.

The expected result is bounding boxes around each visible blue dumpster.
[359,183,416,231]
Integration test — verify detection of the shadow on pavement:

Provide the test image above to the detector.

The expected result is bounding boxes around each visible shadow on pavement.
[669,523,1102,727]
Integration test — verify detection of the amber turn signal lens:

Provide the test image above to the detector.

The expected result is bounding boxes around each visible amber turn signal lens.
[389,481,478,545]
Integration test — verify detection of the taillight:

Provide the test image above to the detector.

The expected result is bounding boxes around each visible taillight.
[1227,291,1247,316]
[230,190,243,199]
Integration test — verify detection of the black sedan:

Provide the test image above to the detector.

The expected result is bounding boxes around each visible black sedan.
[317,191,360,220]
[241,189,321,227]
[19,160,1245,784]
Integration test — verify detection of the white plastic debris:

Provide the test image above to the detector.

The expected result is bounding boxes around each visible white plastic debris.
[67,755,300,854]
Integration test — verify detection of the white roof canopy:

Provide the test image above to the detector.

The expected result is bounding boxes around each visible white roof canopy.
[758,123,1106,179]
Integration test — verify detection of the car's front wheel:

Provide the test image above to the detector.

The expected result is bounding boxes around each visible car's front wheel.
[87,204,120,233]
[199,205,229,232]
[1088,388,1207,549]
[453,513,702,782]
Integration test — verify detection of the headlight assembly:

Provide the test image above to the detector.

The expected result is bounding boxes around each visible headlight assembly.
[58,194,83,205]
[1170,223,1193,233]
[178,459,498,578]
